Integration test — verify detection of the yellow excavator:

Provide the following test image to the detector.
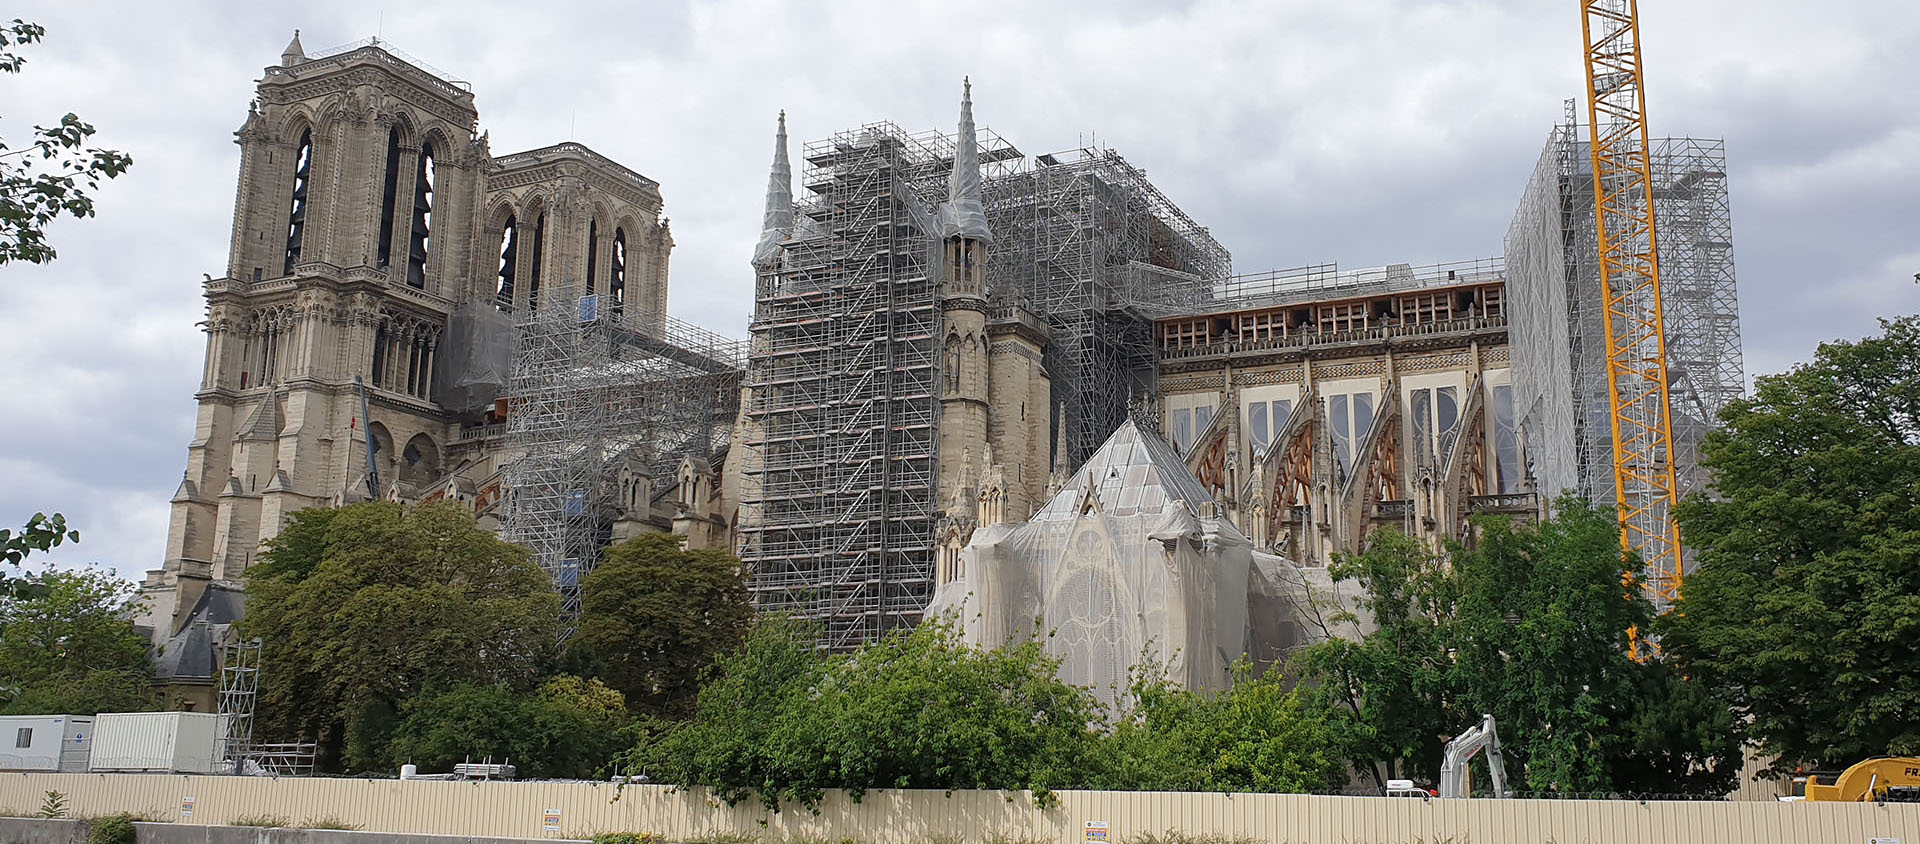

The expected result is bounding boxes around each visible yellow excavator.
[1802,758,1920,802]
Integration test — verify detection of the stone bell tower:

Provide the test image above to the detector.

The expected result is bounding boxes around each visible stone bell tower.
[936,79,994,525]
[142,33,492,638]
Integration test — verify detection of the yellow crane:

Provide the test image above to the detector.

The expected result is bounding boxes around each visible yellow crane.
[1577,0,1685,611]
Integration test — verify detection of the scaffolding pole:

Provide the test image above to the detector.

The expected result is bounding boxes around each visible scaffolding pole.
[504,294,744,637]
[1506,112,1744,607]
[738,121,1228,650]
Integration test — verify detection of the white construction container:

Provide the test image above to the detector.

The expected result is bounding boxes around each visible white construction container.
[89,712,222,774]
[0,715,94,772]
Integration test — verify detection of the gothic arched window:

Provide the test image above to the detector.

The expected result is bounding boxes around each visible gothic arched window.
[586,220,599,296]
[377,126,402,268]
[528,211,547,312]
[283,129,313,276]
[407,142,436,289]
[610,227,627,315]
[495,214,518,311]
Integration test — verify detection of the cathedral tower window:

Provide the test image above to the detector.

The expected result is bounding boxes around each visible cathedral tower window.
[282,129,312,276]
[586,220,599,296]
[370,324,388,388]
[495,214,518,311]
[610,227,627,316]
[528,211,547,312]
[377,127,402,268]
[407,143,436,289]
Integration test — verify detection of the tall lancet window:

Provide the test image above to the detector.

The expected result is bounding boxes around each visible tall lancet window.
[376,127,402,268]
[407,143,436,289]
[495,214,518,311]
[610,227,627,316]
[282,129,313,276]
[528,211,547,312]
[585,220,599,296]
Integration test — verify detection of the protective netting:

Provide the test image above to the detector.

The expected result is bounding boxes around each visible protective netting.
[928,420,1359,704]
[431,301,513,415]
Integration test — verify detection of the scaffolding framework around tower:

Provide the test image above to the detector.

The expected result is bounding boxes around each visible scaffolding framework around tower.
[741,122,1003,651]
[738,121,1229,651]
[504,295,744,634]
[1506,114,1745,591]
[986,147,1231,468]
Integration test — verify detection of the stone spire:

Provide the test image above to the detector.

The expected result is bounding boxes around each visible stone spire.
[938,78,991,242]
[280,30,306,67]
[752,111,793,269]
[1046,403,1071,498]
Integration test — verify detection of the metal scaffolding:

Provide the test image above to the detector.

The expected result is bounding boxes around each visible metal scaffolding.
[504,295,744,634]
[739,123,993,650]
[214,637,259,767]
[738,122,1226,651]
[986,147,1230,468]
[1505,109,1745,566]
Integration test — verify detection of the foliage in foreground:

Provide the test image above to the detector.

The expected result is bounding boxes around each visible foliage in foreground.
[570,532,753,718]
[0,567,157,715]
[1293,507,1739,795]
[0,20,133,267]
[1669,314,1920,773]
[387,674,633,779]
[625,617,1100,809]
[1095,662,1347,794]
[240,501,560,772]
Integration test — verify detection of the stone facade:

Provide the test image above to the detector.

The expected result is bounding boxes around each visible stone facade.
[141,35,721,649]
[1154,261,1534,567]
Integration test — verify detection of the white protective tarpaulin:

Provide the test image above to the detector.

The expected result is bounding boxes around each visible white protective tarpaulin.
[930,421,1257,702]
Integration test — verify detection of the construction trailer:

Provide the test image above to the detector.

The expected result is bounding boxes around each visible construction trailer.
[88,712,222,774]
[0,715,93,772]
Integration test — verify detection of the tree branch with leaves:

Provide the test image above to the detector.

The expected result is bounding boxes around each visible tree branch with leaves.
[0,19,133,267]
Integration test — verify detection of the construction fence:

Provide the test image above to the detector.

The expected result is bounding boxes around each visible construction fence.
[3,774,1915,844]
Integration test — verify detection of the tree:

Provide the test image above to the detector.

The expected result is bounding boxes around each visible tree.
[0,568,158,714]
[240,501,561,772]
[0,20,133,266]
[1095,662,1346,794]
[628,618,1102,810]
[2,511,80,598]
[1669,314,1920,774]
[1290,529,1457,789]
[387,675,632,779]
[1295,507,1739,795]
[569,533,753,717]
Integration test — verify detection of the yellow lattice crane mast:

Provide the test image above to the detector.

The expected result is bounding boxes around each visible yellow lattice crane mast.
[1578,0,1685,610]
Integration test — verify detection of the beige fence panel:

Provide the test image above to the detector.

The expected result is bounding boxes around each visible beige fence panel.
[4,773,1917,844]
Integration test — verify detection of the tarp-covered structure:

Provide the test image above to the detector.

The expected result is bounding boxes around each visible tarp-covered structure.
[431,302,514,415]
[928,419,1355,703]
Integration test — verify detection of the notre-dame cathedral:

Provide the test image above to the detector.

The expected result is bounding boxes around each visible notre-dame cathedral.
[137,33,692,656]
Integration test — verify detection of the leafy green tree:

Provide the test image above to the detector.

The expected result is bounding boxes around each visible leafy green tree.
[241,501,560,772]
[1290,529,1456,788]
[1669,315,1920,774]
[0,20,133,267]
[622,615,827,802]
[570,533,752,717]
[1096,662,1346,793]
[0,568,158,714]
[387,675,632,779]
[1,512,80,597]
[1296,506,1739,795]
[629,617,1101,810]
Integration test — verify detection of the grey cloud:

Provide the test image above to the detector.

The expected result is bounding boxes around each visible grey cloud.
[2,0,1914,580]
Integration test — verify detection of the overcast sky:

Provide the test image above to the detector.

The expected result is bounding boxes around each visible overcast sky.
[3,0,1915,580]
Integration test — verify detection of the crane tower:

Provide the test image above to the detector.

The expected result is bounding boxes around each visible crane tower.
[1578,0,1686,609]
